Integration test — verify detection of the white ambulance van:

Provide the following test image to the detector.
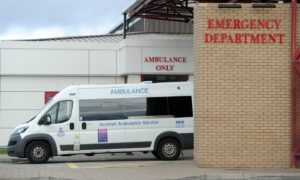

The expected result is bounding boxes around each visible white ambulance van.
[7,82,193,163]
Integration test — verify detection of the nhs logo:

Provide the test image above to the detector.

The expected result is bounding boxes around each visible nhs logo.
[176,120,185,128]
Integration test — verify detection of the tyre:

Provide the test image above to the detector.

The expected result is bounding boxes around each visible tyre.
[152,151,159,159]
[157,138,181,160]
[26,141,51,164]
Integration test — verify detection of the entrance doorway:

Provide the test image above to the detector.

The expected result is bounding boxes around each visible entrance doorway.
[141,75,189,83]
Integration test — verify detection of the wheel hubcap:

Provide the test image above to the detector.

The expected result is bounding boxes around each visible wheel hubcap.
[32,146,44,159]
[162,143,177,157]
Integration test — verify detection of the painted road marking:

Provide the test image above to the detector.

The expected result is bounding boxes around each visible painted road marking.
[65,160,190,169]
[82,162,155,169]
[66,162,79,169]
[85,164,138,169]
[84,163,142,169]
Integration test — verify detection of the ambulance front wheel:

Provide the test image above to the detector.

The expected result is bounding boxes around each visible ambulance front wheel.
[26,141,51,164]
[156,138,181,160]
[152,151,159,159]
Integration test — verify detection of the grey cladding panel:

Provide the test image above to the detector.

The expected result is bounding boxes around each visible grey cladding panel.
[144,19,194,34]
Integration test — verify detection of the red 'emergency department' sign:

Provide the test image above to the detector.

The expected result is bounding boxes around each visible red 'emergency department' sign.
[204,19,285,44]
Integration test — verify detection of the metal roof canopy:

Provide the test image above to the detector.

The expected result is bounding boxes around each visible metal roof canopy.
[122,0,202,38]
[122,0,286,38]
[124,0,200,23]
[123,0,284,22]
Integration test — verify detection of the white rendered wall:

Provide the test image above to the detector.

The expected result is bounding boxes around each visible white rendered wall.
[1,92,44,110]
[89,50,117,75]
[127,75,141,83]
[188,75,193,82]
[1,76,89,91]
[1,49,89,75]
[117,48,126,75]
[89,77,124,84]
[124,47,142,74]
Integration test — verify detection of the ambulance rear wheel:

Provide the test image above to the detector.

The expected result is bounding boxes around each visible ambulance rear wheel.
[26,141,50,164]
[157,138,181,160]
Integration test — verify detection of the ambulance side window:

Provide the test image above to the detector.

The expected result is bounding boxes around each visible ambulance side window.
[168,96,193,118]
[146,97,168,116]
[79,99,125,121]
[45,100,73,124]
[125,98,146,117]
[57,101,73,123]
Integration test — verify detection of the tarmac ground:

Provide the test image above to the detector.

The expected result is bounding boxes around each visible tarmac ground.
[1,150,300,180]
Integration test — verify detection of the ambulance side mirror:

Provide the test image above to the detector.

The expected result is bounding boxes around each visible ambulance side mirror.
[39,114,51,125]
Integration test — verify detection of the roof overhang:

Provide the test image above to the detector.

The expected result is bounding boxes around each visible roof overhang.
[124,0,290,23]
[124,0,201,23]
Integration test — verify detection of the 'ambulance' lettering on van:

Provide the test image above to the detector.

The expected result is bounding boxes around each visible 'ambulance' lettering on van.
[110,88,149,95]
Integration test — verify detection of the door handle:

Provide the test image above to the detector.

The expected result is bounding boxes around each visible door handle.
[69,123,74,130]
[82,122,87,130]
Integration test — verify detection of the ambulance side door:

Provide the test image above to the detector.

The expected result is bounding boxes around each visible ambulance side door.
[40,99,78,155]
[78,98,126,152]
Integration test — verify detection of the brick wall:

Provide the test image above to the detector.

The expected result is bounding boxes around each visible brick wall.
[194,3,292,168]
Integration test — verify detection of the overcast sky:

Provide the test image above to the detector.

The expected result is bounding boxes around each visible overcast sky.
[0,0,135,40]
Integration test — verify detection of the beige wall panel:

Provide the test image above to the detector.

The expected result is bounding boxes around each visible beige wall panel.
[194,4,291,168]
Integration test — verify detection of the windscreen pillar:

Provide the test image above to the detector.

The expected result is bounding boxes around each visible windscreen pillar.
[194,3,291,168]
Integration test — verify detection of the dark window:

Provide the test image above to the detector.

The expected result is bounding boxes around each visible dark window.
[80,99,125,121]
[44,100,73,124]
[168,96,193,118]
[142,75,188,83]
[146,97,168,116]
[125,98,146,117]
[79,96,193,121]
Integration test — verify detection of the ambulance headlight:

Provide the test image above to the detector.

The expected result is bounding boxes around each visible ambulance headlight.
[13,126,29,135]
